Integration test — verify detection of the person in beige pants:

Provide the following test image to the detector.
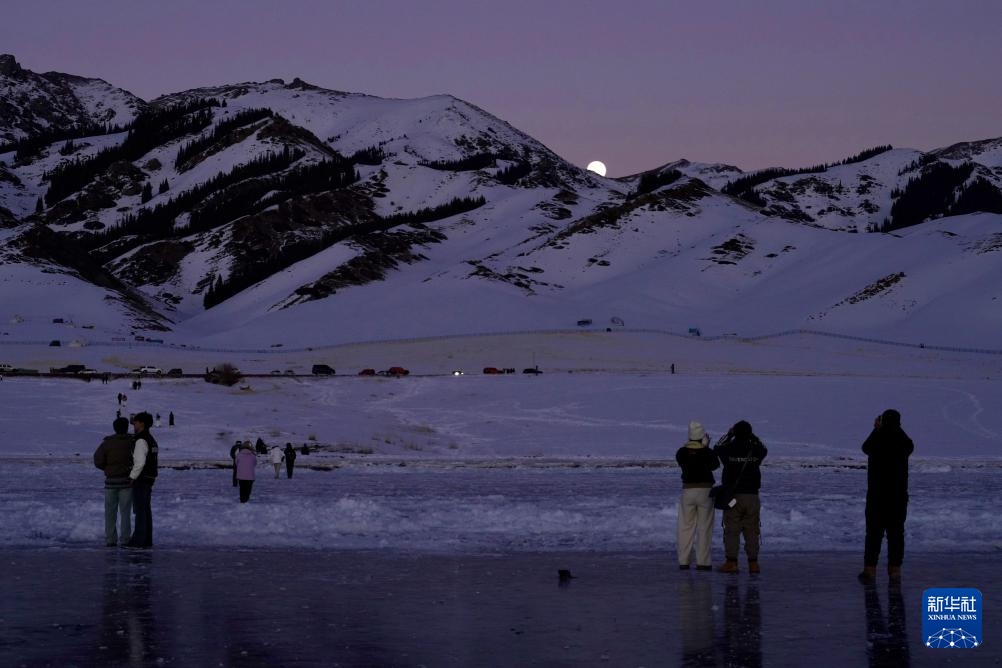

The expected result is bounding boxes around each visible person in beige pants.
[675,421,719,570]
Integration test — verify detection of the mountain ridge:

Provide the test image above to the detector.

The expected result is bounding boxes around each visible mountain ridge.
[0,54,1000,350]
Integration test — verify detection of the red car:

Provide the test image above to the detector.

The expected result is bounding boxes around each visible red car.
[386,366,410,376]
[358,368,376,376]
[483,367,502,374]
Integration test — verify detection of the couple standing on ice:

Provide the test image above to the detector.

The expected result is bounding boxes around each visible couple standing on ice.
[676,420,766,573]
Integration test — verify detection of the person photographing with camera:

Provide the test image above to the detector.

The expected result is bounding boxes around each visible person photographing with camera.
[858,409,914,583]
[713,421,768,574]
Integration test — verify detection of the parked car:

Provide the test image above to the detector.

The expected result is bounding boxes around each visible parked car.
[358,368,376,376]
[386,366,410,376]
[166,368,183,377]
[49,340,61,347]
[284,369,295,375]
[0,363,13,373]
[270,369,282,375]
[483,367,502,375]
[133,366,163,376]
[311,364,336,376]
[51,364,87,374]
[522,367,543,375]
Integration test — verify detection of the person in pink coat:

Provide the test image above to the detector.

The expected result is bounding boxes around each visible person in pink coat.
[235,441,257,503]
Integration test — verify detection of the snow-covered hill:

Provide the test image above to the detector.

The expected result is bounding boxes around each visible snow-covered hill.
[0,54,999,351]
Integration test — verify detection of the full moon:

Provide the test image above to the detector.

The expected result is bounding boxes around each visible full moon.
[586,160,607,177]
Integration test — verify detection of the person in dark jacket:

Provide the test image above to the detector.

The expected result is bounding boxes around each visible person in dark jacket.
[230,440,241,487]
[255,437,268,455]
[676,421,719,570]
[283,442,297,479]
[859,409,914,583]
[125,412,158,549]
[713,420,768,574]
[93,417,134,547]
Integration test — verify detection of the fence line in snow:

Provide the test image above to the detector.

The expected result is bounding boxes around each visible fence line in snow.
[3,327,1001,356]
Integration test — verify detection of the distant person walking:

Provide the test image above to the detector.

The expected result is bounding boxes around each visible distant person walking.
[859,409,915,583]
[269,446,284,478]
[714,421,768,574]
[283,442,297,479]
[230,440,241,487]
[126,412,158,549]
[93,417,134,547]
[676,421,719,571]
[168,411,174,427]
[155,413,161,428]
[235,442,257,502]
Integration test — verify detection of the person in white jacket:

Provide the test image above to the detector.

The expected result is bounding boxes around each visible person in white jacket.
[269,445,284,478]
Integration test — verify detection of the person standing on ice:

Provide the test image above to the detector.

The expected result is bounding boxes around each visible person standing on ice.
[283,442,297,478]
[858,409,914,583]
[236,441,257,502]
[93,417,135,547]
[675,421,719,570]
[126,412,158,549]
[714,420,767,574]
[230,440,241,487]
[269,445,284,478]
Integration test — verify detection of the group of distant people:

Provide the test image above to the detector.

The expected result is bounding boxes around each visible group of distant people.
[94,399,913,575]
[229,439,304,502]
[674,410,913,581]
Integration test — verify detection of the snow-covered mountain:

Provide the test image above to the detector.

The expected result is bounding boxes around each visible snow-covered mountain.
[0,54,1000,350]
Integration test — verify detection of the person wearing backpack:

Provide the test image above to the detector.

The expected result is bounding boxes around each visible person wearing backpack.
[675,421,719,571]
[93,417,134,547]
[713,421,768,574]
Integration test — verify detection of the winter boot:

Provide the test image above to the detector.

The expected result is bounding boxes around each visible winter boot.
[679,564,690,570]
[887,565,901,579]
[718,559,739,574]
[748,560,761,574]
[857,565,877,583]
[695,565,712,572]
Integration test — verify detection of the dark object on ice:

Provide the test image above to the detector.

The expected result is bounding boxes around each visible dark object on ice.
[576,319,592,326]
[558,569,574,582]
[522,367,542,375]
[312,364,335,375]
[301,443,310,455]
[168,411,174,427]
[49,340,61,346]
[166,368,183,377]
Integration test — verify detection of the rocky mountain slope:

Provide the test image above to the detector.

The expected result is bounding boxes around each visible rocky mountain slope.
[0,54,1000,349]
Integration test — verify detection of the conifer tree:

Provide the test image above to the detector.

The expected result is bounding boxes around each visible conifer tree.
[35,197,43,214]
[158,179,170,194]
[140,181,153,203]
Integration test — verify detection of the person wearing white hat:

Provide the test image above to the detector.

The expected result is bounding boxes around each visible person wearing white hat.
[675,421,719,570]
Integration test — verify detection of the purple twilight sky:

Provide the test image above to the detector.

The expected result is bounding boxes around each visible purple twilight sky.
[3,0,1001,177]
